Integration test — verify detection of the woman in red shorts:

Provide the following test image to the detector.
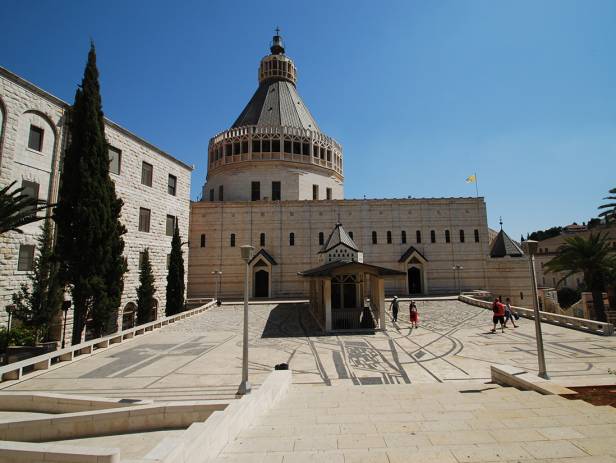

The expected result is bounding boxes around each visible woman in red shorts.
[409,300,419,328]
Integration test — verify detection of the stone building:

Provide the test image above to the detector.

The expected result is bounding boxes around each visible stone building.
[188,32,532,305]
[0,66,192,341]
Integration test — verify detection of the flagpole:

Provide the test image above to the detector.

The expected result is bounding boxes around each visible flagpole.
[474,172,479,198]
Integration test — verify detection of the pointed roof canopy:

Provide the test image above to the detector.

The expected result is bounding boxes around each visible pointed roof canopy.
[248,248,278,265]
[320,223,360,253]
[489,229,524,258]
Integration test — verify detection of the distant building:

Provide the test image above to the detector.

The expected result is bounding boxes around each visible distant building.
[188,32,531,305]
[0,67,192,343]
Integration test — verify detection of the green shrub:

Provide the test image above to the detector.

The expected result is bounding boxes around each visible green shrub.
[557,287,581,309]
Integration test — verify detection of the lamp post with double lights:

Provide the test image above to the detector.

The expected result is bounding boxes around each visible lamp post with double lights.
[452,265,464,295]
[521,239,549,379]
[239,245,254,395]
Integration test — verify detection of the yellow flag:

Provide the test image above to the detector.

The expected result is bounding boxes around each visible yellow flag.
[465,175,476,183]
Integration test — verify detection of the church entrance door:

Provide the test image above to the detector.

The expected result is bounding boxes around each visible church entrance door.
[408,267,422,294]
[254,269,269,297]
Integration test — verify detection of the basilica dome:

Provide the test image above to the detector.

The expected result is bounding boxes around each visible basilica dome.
[202,32,344,202]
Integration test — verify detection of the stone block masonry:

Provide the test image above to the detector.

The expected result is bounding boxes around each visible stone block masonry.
[0,66,192,343]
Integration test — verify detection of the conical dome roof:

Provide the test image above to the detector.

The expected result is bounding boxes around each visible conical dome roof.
[490,229,524,258]
[231,31,321,132]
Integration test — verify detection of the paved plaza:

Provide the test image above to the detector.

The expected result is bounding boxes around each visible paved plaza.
[2,300,615,400]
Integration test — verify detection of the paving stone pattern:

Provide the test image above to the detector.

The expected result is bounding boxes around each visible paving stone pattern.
[215,382,616,462]
[3,301,616,401]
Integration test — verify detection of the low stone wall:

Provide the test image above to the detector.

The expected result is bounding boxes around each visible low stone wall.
[0,401,228,443]
[459,295,614,336]
[0,300,215,384]
[491,364,577,396]
[0,392,150,413]
[0,441,119,463]
[138,370,293,463]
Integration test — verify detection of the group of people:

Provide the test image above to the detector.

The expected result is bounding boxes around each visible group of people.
[390,296,419,328]
[490,296,519,333]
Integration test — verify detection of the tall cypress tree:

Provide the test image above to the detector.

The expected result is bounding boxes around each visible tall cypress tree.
[166,223,185,315]
[137,248,156,325]
[55,43,127,344]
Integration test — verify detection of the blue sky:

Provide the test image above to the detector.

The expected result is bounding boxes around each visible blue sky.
[1,0,615,239]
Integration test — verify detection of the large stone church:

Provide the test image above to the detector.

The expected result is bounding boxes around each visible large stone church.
[188,32,532,305]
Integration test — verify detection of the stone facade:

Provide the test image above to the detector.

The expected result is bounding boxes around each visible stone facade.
[0,66,192,341]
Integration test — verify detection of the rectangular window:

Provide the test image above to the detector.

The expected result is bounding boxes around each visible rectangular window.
[387,231,392,244]
[139,207,151,232]
[293,141,301,155]
[262,139,271,152]
[326,188,332,200]
[252,140,261,153]
[430,230,436,243]
[474,229,480,243]
[21,180,40,213]
[251,181,260,201]
[141,161,153,187]
[166,214,176,236]
[260,233,266,247]
[272,181,281,201]
[230,233,235,247]
[289,232,295,246]
[416,230,421,244]
[209,189,214,201]
[28,125,44,151]
[139,251,147,271]
[302,142,310,155]
[218,185,224,201]
[372,231,377,244]
[401,230,407,244]
[272,139,280,152]
[108,146,121,175]
[241,141,248,153]
[17,244,35,271]
[312,184,319,200]
[200,234,206,247]
[168,174,177,196]
[459,229,465,243]
[233,142,240,154]
[284,140,292,153]
[445,230,451,243]
[319,232,324,245]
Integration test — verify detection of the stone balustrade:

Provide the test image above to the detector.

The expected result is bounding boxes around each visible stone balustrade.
[0,300,216,383]
[459,295,614,336]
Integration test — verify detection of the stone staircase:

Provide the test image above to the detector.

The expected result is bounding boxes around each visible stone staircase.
[214,382,616,462]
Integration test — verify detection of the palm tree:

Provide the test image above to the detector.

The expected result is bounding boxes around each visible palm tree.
[544,232,616,322]
[0,182,52,235]
[598,187,616,223]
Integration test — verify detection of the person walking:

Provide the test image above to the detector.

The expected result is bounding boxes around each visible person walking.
[409,300,419,328]
[390,296,399,322]
[490,298,505,333]
[503,297,518,328]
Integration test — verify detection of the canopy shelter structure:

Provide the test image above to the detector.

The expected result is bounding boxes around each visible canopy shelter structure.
[298,223,405,333]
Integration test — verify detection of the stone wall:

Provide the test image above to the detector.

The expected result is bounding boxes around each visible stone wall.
[0,67,192,341]
[188,197,491,299]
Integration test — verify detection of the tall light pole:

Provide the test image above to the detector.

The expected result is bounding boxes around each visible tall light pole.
[211,270,223,306]
[239,245,254,395]
[61,296,71,349]
[452,265,464,295]
[522,239,549,379]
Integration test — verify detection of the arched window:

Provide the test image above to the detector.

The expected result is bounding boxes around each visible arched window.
[430,230,436,243]
[445,230,451,243]
[260,233,265,247]
[289,232,295,246]
[372,231,377,244]
[416,230,421,244]
[200,234,206,247]
[474,229,480,242]
[459,229,465,243]
[401,230,407,244]
[230,233,235,247]
[319,232,324,246]
[387,231,392,244]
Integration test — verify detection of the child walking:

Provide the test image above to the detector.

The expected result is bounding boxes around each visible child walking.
[409,300,419,328]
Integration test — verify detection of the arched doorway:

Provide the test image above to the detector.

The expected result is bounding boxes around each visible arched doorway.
[254,269,269,297]
[408,267,422,294]
[122,302,136,330]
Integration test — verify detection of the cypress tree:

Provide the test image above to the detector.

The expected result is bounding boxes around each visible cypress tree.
[12,220,63,343]
[166,223,185,315]
[136,248,156,324]
[54,43,127,343]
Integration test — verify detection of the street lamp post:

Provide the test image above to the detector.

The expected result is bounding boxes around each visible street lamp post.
[211,270,223,306]
[61,295,71,349]
[522,239,549,379]
[452,265,464,295]
[4,304,15,365]
[239,245,254,395]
